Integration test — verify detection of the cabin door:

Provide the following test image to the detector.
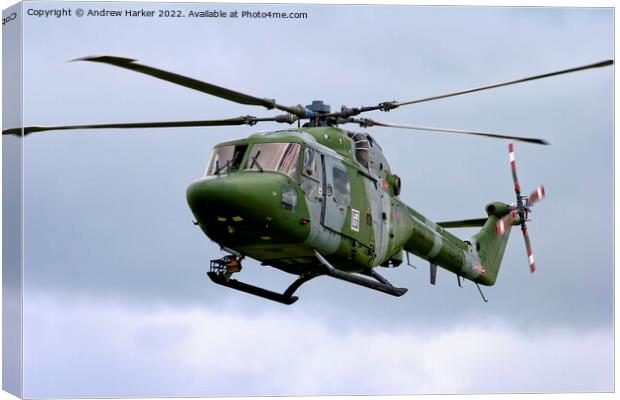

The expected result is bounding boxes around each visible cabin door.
[321,156,374,251]
[321,155,350,234]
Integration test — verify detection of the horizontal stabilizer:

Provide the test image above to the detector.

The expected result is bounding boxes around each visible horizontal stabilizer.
[437,218,487,228]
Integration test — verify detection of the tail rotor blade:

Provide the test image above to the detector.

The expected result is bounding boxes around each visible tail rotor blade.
[502,143,544,272]
[495,209,517,236]
[528,185,546,206]
[521,224,536,273]
[508,143,521,196]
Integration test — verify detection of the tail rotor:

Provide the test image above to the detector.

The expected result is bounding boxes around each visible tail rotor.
[497,143,545,273]
[528,185,546,207]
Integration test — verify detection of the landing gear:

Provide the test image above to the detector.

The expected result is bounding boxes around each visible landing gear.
[210,254,243,276]
[314,250,408,297]
[207,254,318,305]
[206,250,409,305]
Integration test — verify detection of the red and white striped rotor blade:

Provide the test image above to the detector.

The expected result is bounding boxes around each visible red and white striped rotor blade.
[496,209,518,236]
[521,224,536,273]
[528,185,546,206]
[508,143,521,195]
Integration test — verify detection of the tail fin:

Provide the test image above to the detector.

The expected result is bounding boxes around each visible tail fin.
[471,202,513,286]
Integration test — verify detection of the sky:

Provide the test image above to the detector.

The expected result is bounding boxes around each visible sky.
[0,1,614,397]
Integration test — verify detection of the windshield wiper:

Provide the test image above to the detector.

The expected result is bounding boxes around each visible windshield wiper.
[249,150,264,172]
[214,159,231,175]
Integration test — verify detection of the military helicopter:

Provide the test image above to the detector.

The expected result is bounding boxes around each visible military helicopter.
[4,56,613,304]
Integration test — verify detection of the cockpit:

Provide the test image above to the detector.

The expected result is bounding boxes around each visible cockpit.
[205,142,301,179]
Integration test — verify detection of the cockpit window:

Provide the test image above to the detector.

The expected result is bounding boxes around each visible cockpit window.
[245,142,301,179]
[205,144,248,175]
[301,147,323,200]
[303,146,316,176]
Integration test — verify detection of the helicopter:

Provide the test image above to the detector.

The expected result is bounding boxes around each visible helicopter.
[4,56,613,305]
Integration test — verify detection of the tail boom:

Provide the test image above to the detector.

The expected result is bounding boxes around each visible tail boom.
[403,202,514,286]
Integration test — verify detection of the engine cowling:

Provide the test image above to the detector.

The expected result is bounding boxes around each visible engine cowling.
[485,202,511,218]
[386,173,401,196]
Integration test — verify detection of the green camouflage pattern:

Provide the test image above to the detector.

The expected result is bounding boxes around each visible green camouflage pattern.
[187,126,513,287]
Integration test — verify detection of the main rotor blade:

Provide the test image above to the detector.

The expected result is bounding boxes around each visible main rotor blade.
[389,60,613,108]
[3,116,268,136]
[73,55,302,116]
[356,119,549,145]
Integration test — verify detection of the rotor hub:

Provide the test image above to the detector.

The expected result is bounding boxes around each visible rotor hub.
[305,100,331,114]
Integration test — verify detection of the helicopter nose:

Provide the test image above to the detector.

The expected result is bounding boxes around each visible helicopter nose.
[186,173,295,227]
[186,173,308,246]
[186,176,235,215]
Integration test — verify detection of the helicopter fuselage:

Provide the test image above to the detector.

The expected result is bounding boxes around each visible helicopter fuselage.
[186,127,503,286]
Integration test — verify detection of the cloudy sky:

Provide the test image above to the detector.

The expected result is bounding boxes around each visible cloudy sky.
[2,1,614,397]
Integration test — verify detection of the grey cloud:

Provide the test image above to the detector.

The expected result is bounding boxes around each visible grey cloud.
[23,294,614,397]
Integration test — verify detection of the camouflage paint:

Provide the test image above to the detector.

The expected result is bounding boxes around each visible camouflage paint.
[187,127,514,286]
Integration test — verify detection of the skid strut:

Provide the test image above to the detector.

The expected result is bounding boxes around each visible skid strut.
[314,250,408,297]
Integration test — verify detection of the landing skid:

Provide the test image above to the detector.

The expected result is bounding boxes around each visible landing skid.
[314,250,408,297]
[207,272,316,305]
[207,251,408,305]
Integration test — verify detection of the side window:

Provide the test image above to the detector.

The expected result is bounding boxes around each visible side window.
[332,167,350,206]
[303,147,315,176]
[301,147,323,200]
